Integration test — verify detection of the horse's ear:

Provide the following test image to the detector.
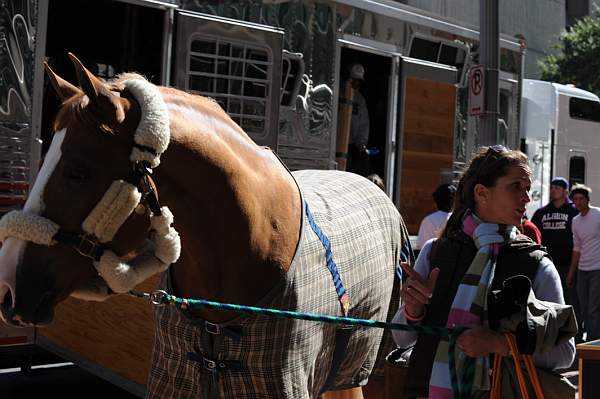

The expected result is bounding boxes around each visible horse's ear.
[44,61,81,102]
[68,52,125,124]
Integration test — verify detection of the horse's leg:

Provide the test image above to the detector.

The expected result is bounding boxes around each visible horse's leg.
[321,387,365,399]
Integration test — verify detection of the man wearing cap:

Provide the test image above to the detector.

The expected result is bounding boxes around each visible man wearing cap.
[532,177,581,339]
[346,63,371,176]
[568,184,600,341]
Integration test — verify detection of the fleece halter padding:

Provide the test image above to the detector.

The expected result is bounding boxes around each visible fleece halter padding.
[0,211,60,246]
[71,207,181,301]
[82,180,142,243]
[0,77,181,301]
[126,78,170,168]
[93,207,180,294]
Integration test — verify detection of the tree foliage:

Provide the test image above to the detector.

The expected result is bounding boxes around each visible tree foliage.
[539,10,600,95]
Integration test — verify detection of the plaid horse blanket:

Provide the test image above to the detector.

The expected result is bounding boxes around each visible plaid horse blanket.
[146,170,408,398]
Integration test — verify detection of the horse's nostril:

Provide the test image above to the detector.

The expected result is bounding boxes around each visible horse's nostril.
[2,290,12,308]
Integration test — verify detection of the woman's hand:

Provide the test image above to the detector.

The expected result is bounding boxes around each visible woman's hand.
[457,327,509,357]
[400,262,440,319]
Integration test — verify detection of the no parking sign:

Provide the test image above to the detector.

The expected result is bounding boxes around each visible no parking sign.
[469,65,485,116]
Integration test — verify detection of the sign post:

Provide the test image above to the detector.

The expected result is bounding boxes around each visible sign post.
[478,0,500,145]
[469,65,485,116]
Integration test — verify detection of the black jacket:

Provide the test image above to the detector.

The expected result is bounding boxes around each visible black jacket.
[404,231,545,397]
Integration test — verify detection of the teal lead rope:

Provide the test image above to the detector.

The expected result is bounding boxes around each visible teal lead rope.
[447,327,474,398]
[134,290,475,396]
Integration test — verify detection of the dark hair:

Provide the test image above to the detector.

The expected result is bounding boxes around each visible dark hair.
[433,184,456,212]
[443,146,530,237]
[570,183,591,200]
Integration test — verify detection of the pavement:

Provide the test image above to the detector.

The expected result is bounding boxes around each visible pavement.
[0,362,138,398]
[0,345,582,398]
[0,345,138,398]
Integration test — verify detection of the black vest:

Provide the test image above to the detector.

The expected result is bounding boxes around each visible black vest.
[404,231,546,397]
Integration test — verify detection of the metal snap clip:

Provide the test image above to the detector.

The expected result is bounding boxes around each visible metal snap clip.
[149,290,168,306]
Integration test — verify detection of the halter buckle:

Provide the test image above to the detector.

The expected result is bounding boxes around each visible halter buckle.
[76,234,101,260]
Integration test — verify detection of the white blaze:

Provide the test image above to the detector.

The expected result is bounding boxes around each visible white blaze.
[0,129,66,314]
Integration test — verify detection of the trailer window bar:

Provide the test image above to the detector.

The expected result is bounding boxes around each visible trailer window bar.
[187,36,272,136]
[281,51,305,109]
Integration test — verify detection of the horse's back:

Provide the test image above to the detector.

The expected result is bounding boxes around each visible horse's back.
[290,170,404,389]
[147,170,406,399]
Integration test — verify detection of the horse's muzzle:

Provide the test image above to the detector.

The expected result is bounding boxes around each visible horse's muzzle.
[0,290,54,327]
[0,292,22,326]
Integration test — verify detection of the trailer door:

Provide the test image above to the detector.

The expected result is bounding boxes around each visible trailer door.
[394,58,457,236]
[173,10,284,150]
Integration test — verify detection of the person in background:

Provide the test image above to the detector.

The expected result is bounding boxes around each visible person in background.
[416,184,456,251]
[366,173,385,191]
[567,184,600,341]
[519,215,541,244]
[346,63,371,176]
[393,145,574,398]
[532,177,581,340]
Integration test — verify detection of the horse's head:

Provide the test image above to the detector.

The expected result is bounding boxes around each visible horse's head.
[0,54,178,326]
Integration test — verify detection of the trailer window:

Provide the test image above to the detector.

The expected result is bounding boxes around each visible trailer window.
[188,36,271,135]
[409,38,439,62]
[409,37,466,69]
[569,97,600,122]
[569,156,585,186]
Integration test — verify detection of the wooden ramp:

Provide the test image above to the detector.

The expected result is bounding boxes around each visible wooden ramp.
[36,276,158,397]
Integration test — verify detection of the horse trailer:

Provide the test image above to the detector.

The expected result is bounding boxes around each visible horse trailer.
[1,0,525,395]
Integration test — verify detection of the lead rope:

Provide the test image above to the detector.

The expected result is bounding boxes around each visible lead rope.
[130,289,472,393]
[491,333,545,399]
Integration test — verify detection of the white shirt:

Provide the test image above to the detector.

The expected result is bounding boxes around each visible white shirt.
[416,210,450,250]
[572,206,600,271]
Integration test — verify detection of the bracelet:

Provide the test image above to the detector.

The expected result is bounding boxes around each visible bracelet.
[405,306,426,322]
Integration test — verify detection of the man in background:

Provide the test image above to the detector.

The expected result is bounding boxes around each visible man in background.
[532,177,581,340]
[416,184,455,251]
[346,63,370,176]
[568,184,600,341]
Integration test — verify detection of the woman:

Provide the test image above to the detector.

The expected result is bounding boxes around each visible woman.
[393,145,575,398]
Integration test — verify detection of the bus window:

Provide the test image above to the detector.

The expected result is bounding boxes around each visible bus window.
[569,156,586,186]
[569,98,600,122]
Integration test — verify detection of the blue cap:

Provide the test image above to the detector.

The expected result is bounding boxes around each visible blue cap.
[551,177,569,189]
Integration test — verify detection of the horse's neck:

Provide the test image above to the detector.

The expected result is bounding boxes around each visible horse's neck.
[154,92,301,321]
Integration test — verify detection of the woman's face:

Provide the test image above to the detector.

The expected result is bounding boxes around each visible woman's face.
[475,165,532,226]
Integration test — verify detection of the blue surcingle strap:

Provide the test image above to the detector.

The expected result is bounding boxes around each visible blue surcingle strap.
[304,201,350,316]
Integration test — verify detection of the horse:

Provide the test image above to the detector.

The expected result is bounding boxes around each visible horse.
[0,53,410,399]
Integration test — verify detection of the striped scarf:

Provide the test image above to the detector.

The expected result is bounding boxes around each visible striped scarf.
[428,211,517,399]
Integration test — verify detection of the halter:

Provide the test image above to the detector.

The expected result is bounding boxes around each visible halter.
[0,79,181,300]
